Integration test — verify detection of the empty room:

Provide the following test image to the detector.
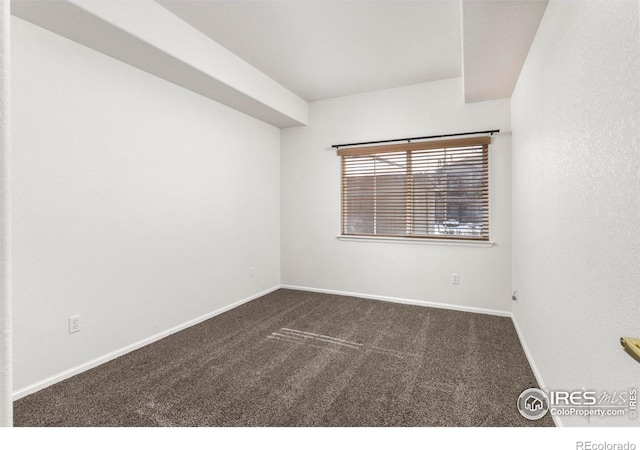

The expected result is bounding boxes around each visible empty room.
[0,0,639,444]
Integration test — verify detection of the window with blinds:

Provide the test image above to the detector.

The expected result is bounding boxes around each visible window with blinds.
[339,136,490,241]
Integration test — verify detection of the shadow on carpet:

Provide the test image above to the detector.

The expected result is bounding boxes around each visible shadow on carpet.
[14,289,554,427]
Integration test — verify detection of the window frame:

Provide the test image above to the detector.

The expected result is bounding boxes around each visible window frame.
[338,136,491,242]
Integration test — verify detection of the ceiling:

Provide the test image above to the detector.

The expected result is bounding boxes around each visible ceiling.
[158,1,463,102]
[158,0,547,103]
[12,0,548,127]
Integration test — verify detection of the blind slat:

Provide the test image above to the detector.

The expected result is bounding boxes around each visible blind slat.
[340,136,490,241]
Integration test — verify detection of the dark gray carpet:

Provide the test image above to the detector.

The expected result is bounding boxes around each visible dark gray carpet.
[14,289,554,427]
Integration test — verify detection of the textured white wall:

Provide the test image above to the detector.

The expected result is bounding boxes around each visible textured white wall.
[511,0,640,426]
[281,78,513,314]
[11,18,281,393]
[0,0,12,427]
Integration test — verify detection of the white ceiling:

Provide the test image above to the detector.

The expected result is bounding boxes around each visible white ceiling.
[158,0,464,102]
[13,0,548,122]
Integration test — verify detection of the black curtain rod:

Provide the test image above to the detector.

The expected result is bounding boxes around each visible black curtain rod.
[332,129,500,149]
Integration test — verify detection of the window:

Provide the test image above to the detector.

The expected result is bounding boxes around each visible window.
[339,136,490,241]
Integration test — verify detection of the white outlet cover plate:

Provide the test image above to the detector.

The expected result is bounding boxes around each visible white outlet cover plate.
[69,315,81,334]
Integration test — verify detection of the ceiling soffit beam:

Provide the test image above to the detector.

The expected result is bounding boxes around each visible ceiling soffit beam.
[461,0,548,104]
[11,0,309,128]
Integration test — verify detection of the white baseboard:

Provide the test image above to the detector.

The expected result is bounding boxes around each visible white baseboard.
[15,283,554,429]
[280,284,511,317]
[511,313,563,427]
[12,285,281,401]
[285,285,563,425]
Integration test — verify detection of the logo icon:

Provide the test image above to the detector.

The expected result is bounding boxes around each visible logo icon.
[517,388,550,420]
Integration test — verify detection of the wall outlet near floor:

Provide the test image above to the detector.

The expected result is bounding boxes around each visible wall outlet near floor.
[69,315,81,334]
[451,273,460,285]
[250,267,256,278]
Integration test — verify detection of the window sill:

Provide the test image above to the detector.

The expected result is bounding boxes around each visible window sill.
[336,235,495,248]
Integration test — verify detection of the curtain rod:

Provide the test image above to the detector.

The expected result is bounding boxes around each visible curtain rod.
[331,129,500,149]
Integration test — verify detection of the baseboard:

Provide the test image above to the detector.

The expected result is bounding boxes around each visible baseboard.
[14,282,553,430]
[12,285,281,401]
[283,285,562,425]
[511,313,563,427]
[280,284,511,317]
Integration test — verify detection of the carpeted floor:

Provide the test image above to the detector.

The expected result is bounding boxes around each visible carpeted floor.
[14,289,554,427]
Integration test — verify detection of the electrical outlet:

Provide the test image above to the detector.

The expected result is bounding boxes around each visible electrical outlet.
[250,267,256,278]
[451,273,459,285]
[69,315,81,334]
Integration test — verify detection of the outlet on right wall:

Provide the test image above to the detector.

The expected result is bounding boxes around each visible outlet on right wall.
[511,0,640,426]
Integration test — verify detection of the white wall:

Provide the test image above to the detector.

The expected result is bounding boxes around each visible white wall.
[0,0,12,427]
[281,78,512,314]
[511,0,640,426]
[11,18,281,394]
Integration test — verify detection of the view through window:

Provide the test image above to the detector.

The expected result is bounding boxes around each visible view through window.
[340,137,490,241]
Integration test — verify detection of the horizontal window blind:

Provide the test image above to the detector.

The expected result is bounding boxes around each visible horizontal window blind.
[339,136,490,241]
